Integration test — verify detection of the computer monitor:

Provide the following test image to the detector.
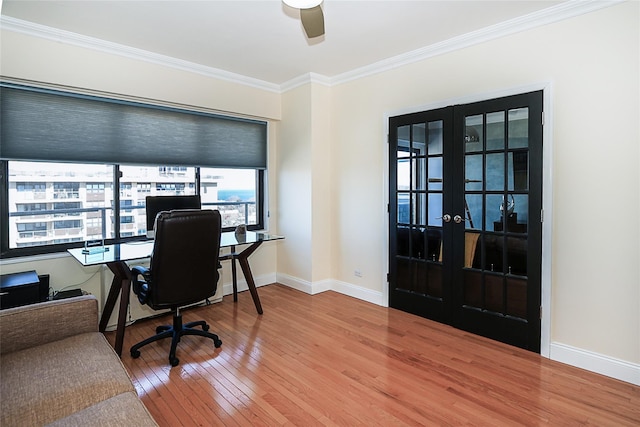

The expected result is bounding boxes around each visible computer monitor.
[145,195,201,238]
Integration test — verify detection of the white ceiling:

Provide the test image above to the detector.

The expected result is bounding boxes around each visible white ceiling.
[2,0,573,87]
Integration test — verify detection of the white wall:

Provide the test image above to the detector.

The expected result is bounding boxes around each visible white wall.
[320,1,639,381]
[277,85,313,284]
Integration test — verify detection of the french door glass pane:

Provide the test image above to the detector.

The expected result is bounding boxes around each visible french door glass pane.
[428,157,443,190]
[465,194,482,231]
[485,153,505,191]
[397,158,410,190]
[413,157,427,190]
[508,108,529,149]
[428,193,443,227]
[428,121,443,155]
[413,123,427,155]
[508,151,529,191]
[414,193,427,226]
[486,111,505,150]
[507,236,528,276]
[465,115,483,153]
[465,154,483,191]
[485,194,504,231]
[397,193,409,224]
[510,194,529,234]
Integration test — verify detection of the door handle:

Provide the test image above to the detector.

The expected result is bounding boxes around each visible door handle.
[438,214,451,223]
[453,215,464,224]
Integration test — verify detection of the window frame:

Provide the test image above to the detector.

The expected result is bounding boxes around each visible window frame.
[0,161,265,258]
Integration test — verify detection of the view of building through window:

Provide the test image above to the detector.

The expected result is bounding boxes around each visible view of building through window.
[7,161,259,249]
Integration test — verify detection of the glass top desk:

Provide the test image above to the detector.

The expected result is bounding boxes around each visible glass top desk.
[68,231,283,356]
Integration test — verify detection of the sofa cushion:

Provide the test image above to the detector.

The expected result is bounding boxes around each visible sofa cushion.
[1,332,135,426]
[46,392,158,427]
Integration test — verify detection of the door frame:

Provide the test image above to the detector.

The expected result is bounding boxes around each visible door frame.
[382,82,553,357]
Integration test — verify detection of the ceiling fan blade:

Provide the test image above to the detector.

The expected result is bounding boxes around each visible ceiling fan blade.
[300,5,324,38]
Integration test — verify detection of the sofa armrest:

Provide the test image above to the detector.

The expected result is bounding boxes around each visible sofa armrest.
[0,295,99,355]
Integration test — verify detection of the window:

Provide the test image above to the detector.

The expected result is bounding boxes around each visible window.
[4,162,114,251]
[17,203,47,212]
[2,161,265,256]
[17,183,46,192]
[1,83,268,258]
[201,168,260,228]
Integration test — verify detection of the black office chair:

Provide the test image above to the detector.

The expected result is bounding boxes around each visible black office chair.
[130,209,223,367]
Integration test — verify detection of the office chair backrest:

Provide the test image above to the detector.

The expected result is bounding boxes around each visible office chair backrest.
[149,209,222,308]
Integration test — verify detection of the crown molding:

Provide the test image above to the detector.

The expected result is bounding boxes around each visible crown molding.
[280,72,332,92]
[0,15,282,94]
[1,0,624,94]
[328,0,624,86]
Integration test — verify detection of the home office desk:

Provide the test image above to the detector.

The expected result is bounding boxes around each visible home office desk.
[67,231,283,356]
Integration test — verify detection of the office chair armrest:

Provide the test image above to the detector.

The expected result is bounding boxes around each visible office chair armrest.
[131,266,152,305]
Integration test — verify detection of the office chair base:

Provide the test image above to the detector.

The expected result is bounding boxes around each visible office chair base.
[130,312,222,367]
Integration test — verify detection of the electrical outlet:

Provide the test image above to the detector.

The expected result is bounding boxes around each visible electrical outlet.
[354,269,363,277]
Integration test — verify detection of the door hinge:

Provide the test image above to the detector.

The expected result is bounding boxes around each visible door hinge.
[540,209,544,223]
[387,273,390,282]
[540,306,543,320]
[541,111,545,126]
[387,203,390,213]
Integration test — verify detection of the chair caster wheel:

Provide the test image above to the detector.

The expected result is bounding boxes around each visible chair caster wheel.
[131,350,141,358]
[170,357,179,367]
[214,339,222,348]
[202,324,210,332]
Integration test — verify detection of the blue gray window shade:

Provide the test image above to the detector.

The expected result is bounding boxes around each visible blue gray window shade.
[0,83,267,169]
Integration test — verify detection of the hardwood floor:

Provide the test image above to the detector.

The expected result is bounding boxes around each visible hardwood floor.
[108,284,640,426]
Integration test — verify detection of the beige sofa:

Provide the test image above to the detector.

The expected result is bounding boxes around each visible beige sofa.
[0,295,158,426]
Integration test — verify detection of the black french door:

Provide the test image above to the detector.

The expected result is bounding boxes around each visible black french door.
[389,91,543,352]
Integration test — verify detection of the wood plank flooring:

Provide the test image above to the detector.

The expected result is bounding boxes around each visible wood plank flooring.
[107,284,640,426]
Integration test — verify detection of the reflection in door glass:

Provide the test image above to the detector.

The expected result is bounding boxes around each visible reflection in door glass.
[414,193,427,226]
[508,151,529,191]
[413,158,427,190]
[428,121,443,155]
[511,194,528,232]
[397,193,409,224]
[428,193,443,227]
[465,194,482,230]
[486,111,505,150]
[485,194,504,231]
[485,153,505,191]
[412,123,427,155]
[465,154,483,191]
[428,157,443,190]
[465,115,483,153]
[397,158,410,191]
[507,236,527,276]
[508,108,529,149]
[397,125,411,153]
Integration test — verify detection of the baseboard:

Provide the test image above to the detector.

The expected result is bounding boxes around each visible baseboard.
[274,273,325,294]
[550,342,640,386]
[275,273,384,305]
[330,279,384,305]
[221,272,277,297]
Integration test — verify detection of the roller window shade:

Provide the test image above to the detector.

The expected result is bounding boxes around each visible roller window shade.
[0,84,267,169]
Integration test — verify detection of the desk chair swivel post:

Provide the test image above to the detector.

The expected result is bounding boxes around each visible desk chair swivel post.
[130,209,223,367]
